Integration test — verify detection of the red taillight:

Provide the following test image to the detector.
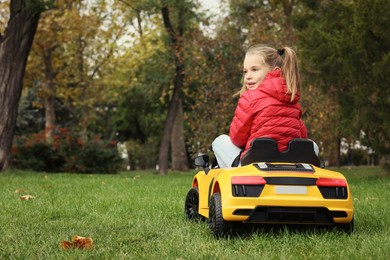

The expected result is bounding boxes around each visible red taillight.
[316,178,347,187]
[231,176,266,185]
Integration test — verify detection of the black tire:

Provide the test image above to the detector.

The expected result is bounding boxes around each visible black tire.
[184,188,204,222]
[336,218,354,234]
[209,192,230,237]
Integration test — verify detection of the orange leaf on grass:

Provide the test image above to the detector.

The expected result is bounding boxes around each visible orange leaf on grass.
[60,240,72,250]
[61,236,93,250]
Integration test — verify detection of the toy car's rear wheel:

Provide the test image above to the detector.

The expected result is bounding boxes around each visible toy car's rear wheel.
[185,188,204,222]
[209,192,230,237]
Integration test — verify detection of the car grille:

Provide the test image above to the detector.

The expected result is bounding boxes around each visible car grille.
[245,206,334,224]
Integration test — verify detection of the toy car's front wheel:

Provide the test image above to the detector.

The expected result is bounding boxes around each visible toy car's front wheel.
[209,192,230,237]
[184,188,204,222]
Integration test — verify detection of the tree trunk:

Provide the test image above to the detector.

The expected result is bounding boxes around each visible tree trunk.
[158,5,185,175]
[42,47,56,142]
[0,0,41,171]
[171,100,189,171]
[329,137,341,167]
[157,63,183,175]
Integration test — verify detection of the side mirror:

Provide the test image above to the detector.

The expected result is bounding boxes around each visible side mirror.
[194,155,210,174]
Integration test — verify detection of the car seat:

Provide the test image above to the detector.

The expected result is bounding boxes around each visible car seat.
[240,138,321,167]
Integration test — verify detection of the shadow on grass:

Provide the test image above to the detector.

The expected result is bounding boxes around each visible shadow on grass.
[219,223,352,239]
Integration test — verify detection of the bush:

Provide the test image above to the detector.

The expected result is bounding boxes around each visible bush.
[12,128,123,173]
[340,148,373,166]
[125,137,159,170]
[64,139,123,174]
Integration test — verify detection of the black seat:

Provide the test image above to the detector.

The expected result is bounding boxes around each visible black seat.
[240,138,321,167]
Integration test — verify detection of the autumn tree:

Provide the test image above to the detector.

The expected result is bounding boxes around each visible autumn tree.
[0,0,53,171]
[117,0,202,174]
[158,1,190,175]
[23,0,128,141]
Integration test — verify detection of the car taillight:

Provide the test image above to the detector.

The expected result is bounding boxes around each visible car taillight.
[231,176,266,185]
[316,178,347,187]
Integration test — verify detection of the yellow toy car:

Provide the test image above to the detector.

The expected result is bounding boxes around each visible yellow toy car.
[184,138,354,237]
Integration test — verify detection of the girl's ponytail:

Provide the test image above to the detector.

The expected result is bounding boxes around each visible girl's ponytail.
[280,47,301,101]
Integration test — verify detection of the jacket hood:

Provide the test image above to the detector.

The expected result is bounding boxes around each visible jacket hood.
[256,69,300,104]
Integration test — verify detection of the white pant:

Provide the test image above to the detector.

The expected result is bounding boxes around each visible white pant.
[212,135,241,168]
[211,134,319,168]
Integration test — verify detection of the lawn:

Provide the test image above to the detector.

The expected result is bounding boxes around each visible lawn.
[0,167,389,259]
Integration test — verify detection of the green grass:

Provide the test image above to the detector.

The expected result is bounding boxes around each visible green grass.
[0,167,389,259]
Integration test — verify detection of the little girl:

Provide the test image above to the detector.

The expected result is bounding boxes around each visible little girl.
[212,44,317,168]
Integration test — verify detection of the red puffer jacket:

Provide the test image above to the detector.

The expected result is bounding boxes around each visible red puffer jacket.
[229,69,307,157]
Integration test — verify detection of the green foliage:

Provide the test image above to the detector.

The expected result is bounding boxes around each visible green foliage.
[12,141,65,172]
[115,84,165,144]
[296,0,389,163]
[300,85,340,162]
[184,38,244,157]
[26,0,55,16]
[24,0,129,141]
[16,89,45,135]
[0,167,389,258]
[16,89,76,135]
[65,139,123,174]
[12,129,123,174]
[113,40,167,170]
[340,148,377,167]
[125,138,159,170]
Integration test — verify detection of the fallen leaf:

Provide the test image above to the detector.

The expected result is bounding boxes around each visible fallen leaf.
[20,195,35,200]
[15,189,27,194]
[61,235,93,250]
[73,236,93,249]
[60,240,72,250]
[133,175,140,180]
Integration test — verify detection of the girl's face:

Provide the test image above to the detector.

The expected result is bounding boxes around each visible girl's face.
[243,54,271,91]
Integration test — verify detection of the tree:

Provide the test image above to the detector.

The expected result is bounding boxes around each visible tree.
[157,2,188,175]
[295,0,390,167]
[0,0,52,171]
[23,0,128,141]
[350,0,390,167]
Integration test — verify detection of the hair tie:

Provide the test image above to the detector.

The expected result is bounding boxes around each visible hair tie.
[277,48,285,56]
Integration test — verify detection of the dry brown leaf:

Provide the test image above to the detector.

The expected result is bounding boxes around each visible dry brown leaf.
[133,175,140,180]
[15,189,27,194]
[61,235,93,250]
[60,240,72,250]
[73,235,93,249]
[20,195,35,200]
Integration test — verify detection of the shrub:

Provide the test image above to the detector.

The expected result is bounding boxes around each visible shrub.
[64,139,123,174]
[12,128,123,173]
[125,137,159,170]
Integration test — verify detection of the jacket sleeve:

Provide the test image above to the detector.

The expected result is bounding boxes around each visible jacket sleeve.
[229,94,253,148]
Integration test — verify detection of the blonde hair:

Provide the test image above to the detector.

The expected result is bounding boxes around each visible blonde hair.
[237,44,301,101]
